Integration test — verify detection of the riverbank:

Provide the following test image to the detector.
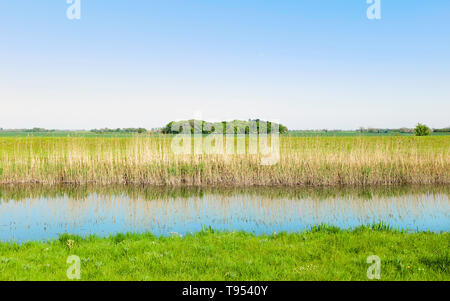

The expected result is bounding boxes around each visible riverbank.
[0,136,449,186]
[0,226,448,281]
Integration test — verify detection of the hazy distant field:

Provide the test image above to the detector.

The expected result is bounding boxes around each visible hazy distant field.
[0,131,160,138]
[1,130,449,138]
[0,136,448,186]
[287,131,450,137]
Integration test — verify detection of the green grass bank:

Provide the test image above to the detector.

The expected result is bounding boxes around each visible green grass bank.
[0,226,448,281]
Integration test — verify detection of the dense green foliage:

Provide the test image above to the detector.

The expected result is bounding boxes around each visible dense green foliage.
[0,226,448,281]
[433,127,450,133]
[161,119,288,135]
[415,123,431,136]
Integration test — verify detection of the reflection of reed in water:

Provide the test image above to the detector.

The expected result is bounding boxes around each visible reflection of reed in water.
[0,185,448,235]
[1,184,450,202]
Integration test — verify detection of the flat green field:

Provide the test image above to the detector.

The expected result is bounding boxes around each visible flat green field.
[0,227,448,281]
[0,131,159,138]
[287,131,450,137]
[1,130,449,138]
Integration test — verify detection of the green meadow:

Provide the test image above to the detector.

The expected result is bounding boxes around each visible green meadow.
[0,226,448,281]
[1,130,449,138]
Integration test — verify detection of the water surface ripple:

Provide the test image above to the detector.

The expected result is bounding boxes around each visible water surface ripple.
[0,185,449,243]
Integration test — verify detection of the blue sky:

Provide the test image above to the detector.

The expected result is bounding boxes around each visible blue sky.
[1,0,449,130]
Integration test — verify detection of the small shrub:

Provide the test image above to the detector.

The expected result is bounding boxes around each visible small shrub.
[112,233,127,244]
[414,123,430,136]
[308,224,341,233]
[58,234,81,244]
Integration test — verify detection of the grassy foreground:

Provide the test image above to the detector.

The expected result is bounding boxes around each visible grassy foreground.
[0,136,449,186]
[0,227,448,281]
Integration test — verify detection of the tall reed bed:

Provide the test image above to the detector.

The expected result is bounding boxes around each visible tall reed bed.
[0,136,448,186]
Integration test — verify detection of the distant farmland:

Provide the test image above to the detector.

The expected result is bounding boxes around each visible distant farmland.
[0,130,449,138]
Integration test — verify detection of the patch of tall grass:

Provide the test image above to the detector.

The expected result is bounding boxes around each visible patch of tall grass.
[0,136,448,186]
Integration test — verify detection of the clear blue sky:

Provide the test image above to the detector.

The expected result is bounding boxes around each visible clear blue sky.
[1,0,449,130]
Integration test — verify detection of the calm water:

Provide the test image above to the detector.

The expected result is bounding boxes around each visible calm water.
[0,186,449,243]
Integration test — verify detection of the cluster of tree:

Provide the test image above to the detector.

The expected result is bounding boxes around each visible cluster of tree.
[90,128,147,134]
[358,127,439,134]
[5,128,57,132]
[161,119,288,135]
[358,127,393,133]
[414,123,430,136]
[288,129,345,134]
[392,128,415,133]
[433,127,450,133]
[359,126,450,135]
[2,124,446,136]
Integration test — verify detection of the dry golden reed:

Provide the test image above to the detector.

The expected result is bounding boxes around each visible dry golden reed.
[0,136,448,186]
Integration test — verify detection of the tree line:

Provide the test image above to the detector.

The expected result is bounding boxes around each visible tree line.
[161,119,288,135]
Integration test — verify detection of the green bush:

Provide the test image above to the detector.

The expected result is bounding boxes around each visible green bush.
[414,123,430,136]
[161,119,288,135]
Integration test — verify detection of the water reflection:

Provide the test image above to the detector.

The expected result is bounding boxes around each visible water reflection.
[0,185,449,243]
